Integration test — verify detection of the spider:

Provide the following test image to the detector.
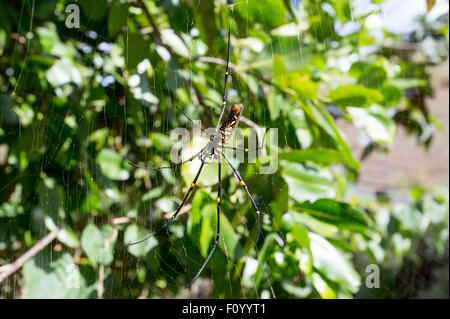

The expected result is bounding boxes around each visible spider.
[126,27,268,288]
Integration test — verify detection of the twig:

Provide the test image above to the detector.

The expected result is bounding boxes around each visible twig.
[98,264,104,299]
[0,228,62,283]
[381,42,421,51]
[196,56,240,71]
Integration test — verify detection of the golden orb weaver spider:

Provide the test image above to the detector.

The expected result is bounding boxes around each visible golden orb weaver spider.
[126,27,268,288]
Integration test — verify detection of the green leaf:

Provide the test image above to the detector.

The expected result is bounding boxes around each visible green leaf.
[254,234,278,286]
[0,201,24,217]
[281,163,336,202]
[46,58,82,88]
[37,179,64,221]
[81,224,116,267]
[278,149,346,166]
[270,22,309,37]
[80,0,107,21]
[0,183,24,218]
[96,148,130,181]
[267,90,283,121]
[289,74,319,100]
[269,177,289,231]
[23,251,90,298]
[309,232,361,293]
[330,84,383,107]
[235,0,287,29]
[149,132,175,151]
[160,29,190,58]
[219,212,244,260]
[291,224,312,256]
[187,190,210,240]
[273,54,288,90]
[0,29,6,55]
[348,106,396,145]
[281,280,312,298]
[388,78,427,90]
[332,0,352,23]
[381,83,402,106]
[124,224,159,257]
[293,198,369,233]
[0,93,18,124]
[44,216,80,248]
[254,37,315,72]
[301,103,359,172]
[108,3,128,37]
[289,210,339,238]
[311,272,337,299]
[358,65,387,88]
[199,203,216,257]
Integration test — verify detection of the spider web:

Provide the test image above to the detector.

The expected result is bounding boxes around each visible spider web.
[1,0,448,299]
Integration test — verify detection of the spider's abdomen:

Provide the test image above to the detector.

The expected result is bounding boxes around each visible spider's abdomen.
[200,104,243,163]
[219,103,243,142]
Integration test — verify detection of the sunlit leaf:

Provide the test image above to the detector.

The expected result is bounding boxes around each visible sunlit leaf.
[24,251,91,298]
[81,224,116,267]
[330,84,383,107]
[282,162,336,202]
[199,203,216,257]
[293,198,369,233]
[44,216,80,249]
[273,55,288,90]
[309,233,361,293]
[348,106,396,145]
[290,224,312,256]
[96,149,130,181]
[278,149,346,166]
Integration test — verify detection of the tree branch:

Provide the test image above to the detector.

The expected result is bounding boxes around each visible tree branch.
[0,228,62,283]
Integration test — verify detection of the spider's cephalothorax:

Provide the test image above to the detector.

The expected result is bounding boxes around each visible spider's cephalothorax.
[201,103,243,163]
[127,28,267,289]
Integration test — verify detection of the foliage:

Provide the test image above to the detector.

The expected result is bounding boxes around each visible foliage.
[0,0,448,298]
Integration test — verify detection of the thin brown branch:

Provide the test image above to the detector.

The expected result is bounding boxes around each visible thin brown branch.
[98,264,104,299]
[0,227,62,283]
[381,42,421,51]
[196,56,240,71]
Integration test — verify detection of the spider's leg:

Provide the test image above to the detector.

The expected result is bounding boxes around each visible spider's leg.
[128,144,208,170]
[125,161,206,246]
[215,27,231,134]
[184,159,222,288]
[222,127,269,153]
[175,105,210,137]
[221,151,261,243]
[222,146,259,152]
[128,161,187,170]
